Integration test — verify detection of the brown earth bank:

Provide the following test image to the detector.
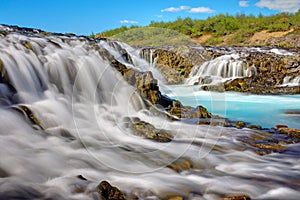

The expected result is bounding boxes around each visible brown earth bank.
[192,28,300,48]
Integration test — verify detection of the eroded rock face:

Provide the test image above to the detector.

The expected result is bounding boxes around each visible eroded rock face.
[123,69,161,105]
[139,46,210,84]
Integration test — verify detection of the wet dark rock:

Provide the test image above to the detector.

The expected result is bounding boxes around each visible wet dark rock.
[131,120,173,142]
[123,69,161,105]
[76,175,88,181]
[278,127,300,139]
[275,124,289,129]
[167,196,183,200]
[198,118,231,127]
[237,125,300,155]
[167,158,192,172]
[222,194,251,200]
[284,110,300,115]
[235,121,246,129]
[0,168,9,178]
[12,105,43,129]
[167,101,212,119]
[247,125,262,130]
[140,46,208,84]
[97,180,126,200]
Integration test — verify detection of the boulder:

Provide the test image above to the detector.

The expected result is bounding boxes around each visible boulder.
[131,120,173,142]
[97,181,126,200]
[222,194,251,200]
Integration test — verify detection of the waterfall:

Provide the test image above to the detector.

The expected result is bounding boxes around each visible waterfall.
[281,76,300,87]
[185,54,252,85]
[0,26,299,200]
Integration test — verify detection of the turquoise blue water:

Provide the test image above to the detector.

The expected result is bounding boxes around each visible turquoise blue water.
[162,85,300,129]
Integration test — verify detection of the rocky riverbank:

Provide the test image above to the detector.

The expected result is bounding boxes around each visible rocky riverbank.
[140,46,300,94]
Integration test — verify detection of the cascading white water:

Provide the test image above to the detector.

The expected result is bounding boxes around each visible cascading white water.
[0,28,300,200]
[185,54,253,85]
[281,76,300,87]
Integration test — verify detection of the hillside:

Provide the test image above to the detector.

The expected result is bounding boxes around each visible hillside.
[97,11,300,47]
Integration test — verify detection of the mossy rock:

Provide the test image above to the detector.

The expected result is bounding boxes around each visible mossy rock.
[167,158,192,172]
[131,121,173,142]
[222,194,251,200]
[247,125,262,130]
[12,105,43,129]
[235,121,246,129]
[0,58,9,83]
[21,40,34,51]
[97,181,126,200]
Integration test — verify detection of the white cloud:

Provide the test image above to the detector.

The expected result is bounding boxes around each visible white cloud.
[156,15,163,18]
[188,7,215,13]
[255,0,300,12]
[120,20,138,24]
[239,1,249,7]
[161,6,189,12]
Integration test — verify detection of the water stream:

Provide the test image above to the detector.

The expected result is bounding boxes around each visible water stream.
[0,29,299,199]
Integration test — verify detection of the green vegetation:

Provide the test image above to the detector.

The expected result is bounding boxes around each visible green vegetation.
[96,11,300,46]
[108,27,193,46]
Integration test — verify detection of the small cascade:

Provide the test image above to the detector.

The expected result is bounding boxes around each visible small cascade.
[139,48,159,68]
[185,54,252,85]
[281,76,300,87]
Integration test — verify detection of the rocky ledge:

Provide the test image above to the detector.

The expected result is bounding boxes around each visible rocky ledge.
[140,46,300,94]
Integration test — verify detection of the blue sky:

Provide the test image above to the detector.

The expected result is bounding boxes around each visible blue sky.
[0,0,299,35]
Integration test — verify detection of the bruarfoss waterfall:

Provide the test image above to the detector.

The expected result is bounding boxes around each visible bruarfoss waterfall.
[0,26,300,200]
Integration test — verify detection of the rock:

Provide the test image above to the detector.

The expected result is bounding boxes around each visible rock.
[167,101,212,119]
[76,175,87,181]
[168,196,183,200]
[284,110,300,115]
[131,121,173,142]
[97,181,126,200]
[198,118,230,127]
[247,125,262,129]
[275,124,288,129]
[0,168,9,178]
[246,142,287,155]
[139,47,205,84]
[156,64,184,84]
[167,158,192,172]
[278,127,300,139]
[235,121,246,129]
[12,105,43,129]
[21,40,33,51]
[222,194,251,200]
[0,58,10,84]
